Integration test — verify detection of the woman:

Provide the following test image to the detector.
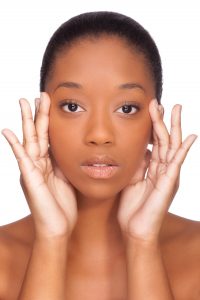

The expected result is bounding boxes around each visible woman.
[0,11,199,299]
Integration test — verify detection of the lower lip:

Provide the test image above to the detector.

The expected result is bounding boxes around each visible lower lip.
[81,165,119,179]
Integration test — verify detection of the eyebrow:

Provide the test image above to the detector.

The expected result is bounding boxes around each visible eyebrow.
[54,81,146,92]
[118,82,145,92]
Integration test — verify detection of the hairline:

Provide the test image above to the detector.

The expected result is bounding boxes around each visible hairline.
[44,33,156,92]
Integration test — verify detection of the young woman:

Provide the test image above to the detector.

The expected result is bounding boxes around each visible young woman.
[0,11,199,300]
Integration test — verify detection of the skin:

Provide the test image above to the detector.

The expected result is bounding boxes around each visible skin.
[46,36,154,254]
[0,35,200,299]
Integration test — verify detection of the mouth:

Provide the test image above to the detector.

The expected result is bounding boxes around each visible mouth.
[81,155,120,179]
[80,165,119,179]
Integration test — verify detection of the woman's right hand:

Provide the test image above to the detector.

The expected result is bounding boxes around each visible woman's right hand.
[1,92,78,240]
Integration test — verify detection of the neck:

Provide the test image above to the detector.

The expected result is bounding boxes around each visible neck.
[69,191,125,259]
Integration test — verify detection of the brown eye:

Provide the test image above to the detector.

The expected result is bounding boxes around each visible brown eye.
[59,100,84,113]
[117,103,139,115]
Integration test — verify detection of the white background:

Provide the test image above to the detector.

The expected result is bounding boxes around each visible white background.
[0,0,199,225]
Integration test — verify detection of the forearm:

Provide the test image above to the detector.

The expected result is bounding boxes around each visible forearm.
[126,239,174,300]
[17,238,68,300]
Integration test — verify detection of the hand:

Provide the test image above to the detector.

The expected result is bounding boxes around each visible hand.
[117,99,197,244]
[1,92,78,240]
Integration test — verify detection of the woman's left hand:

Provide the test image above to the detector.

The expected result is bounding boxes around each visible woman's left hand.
[117,99,197,244]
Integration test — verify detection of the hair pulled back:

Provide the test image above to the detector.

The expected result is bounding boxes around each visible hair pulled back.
[40,11,163,102]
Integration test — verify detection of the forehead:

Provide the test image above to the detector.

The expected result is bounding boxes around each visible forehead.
[47,35,154,93]
[55,35,146,71]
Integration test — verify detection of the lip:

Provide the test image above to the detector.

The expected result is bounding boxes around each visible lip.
[81,155,120,179]
[80,165,119,179]
[81,155,119,167]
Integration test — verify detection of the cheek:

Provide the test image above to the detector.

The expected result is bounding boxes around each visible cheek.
[47,110,152,196]
[48,116,78,171]
[121,121,152,174]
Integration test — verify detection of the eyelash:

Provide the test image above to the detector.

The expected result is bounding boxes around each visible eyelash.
[59,99,140,116]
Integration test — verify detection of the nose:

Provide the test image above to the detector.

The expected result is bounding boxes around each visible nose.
[84,111,115,146]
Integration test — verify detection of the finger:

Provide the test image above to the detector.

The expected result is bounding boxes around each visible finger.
[151,127,159,162]
[128,149,151,184]
[19,173,30,202]
[167,104,182,163]
[35,92,50,157]
[48,147,69,183]
[2,129,63,223]
[166,134,198,179]
[145,134,197,221]
[34,98,41,123]
[20,98,40,160]
[149,99,169,163]
[146,107,160,181]
[146,156,158,186]
[148,135,197,216]
[1,129,42,184]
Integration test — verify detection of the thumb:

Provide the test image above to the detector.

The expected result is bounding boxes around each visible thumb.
[48,147,70,184]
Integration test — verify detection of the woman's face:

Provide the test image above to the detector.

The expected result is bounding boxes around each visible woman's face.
[45,36,155,200]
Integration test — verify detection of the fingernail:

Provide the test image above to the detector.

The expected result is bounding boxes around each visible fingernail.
[19,98,24,106]
[41,92,47,102]
[158,105,163,114]
[1,129,6,136]
[152,98,158,108]
[193,134,198,140]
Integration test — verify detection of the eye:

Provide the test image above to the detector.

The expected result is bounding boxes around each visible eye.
[116,102,140,115]
[59,100,84,113]
[59,100,140,115]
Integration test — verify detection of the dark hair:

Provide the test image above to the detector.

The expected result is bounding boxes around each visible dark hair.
[40,11,163,102]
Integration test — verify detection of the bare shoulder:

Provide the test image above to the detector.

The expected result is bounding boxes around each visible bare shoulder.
[161,212,200,299]
[161,212,200,247]
[0,215,34,247]
[0,216,34,298]
[161,212,200,271]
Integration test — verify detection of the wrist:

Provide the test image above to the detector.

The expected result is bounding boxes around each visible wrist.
[33,235,69,250]
[33,228,72,243]
[31,237,69,267]
[126,236,160,253]
[125,236,173,300]
[121,225,161,246]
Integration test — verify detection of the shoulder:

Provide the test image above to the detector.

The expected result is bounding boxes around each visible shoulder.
[0,215,34,248]
[161,212,200,270]
[161,212,200,299]
[0,216,34,298]
[161,212,200,246]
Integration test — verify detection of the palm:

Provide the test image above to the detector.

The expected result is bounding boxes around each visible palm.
[2,93,78,238]
[117,100,197,242]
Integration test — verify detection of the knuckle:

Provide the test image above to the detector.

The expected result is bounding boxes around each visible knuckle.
[27,134,38,143]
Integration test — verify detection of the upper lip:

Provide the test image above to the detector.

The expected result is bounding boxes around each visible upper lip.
[81,155,119,166]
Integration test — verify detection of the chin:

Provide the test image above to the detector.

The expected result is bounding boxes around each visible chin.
[63,167,131,201]
[73,181,123,202]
